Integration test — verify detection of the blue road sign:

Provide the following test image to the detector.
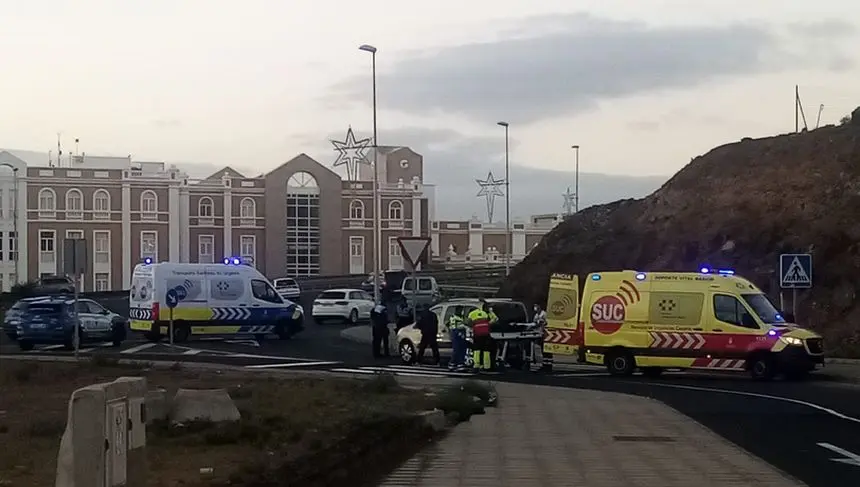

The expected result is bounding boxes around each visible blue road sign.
[780,254,812,289]
[165,288,179,309]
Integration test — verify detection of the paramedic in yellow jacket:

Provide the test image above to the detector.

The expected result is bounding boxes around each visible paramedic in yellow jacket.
[467,300,498,370]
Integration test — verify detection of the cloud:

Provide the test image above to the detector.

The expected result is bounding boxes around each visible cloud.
[330,14,855,125]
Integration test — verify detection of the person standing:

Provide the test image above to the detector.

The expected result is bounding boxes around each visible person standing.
[395,296,412,331]
[447,309,468,371]
[467,302,492,371]
[370,301,390,358]
[486,303,500,369]
[415,306,440,365]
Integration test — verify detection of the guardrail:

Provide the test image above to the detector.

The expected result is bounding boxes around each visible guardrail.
[0,267,509,308]
[439,285,500,298]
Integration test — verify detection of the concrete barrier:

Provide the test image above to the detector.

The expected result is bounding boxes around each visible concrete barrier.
[55,376,148,487]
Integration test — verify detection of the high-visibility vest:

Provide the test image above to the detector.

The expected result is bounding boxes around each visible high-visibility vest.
[468,309,490,336]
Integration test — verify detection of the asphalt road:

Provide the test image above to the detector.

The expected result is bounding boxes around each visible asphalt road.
[3,290,859,487]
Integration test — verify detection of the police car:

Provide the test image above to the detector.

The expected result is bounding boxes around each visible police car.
[13,295,128,351]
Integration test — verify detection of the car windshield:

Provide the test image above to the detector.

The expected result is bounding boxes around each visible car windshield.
[275,279,296,288]
[26,303,67,315]
[741,293,786,324]
[318,291,346,300]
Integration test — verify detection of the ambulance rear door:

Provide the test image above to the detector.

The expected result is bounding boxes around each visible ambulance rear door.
[544,273,580,355]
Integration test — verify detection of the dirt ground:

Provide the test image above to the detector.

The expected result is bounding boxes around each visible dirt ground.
[0,358,457,487]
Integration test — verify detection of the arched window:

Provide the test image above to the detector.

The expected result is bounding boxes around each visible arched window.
[349,200,364,220]
[38,188,56,217]
[93,190,110,219]
[198,197,214,218]
[286,171,321,276]
[240,197,256,218]
[388,200,403,220]
[65,189,83,219]
[141,190,157,219]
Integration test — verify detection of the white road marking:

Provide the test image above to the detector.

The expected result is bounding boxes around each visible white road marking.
[39,345,65,351]
[182,349,203,355]
[554,372,611,377]
[641,382,860,424]
[331,367,465,379]
[818,442,860,467]
[121,343,158,354]
[331,365,475,378]
[227,352,328,361]
[224,339,260,347]
[245,361,341,369]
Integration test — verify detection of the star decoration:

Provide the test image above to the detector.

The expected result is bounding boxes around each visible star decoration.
[562,187,576,214]
[476,171,506,223]
[331,127,372,180]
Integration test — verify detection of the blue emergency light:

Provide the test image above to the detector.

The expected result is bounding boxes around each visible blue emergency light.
[635,272,646,281]
[143,257,153,265]
[223,257,242,265]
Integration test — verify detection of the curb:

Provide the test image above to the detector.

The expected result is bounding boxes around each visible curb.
[825,357,860,365]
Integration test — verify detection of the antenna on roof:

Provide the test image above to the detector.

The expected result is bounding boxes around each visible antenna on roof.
[56,133,63,167]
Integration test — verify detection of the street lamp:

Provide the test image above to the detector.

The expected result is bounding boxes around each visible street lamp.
[0,163,18,286]
[497,121,510,275]
[571,145,580,213]
[359,43,381,304]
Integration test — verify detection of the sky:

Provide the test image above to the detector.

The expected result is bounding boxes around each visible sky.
[2,0,860,216]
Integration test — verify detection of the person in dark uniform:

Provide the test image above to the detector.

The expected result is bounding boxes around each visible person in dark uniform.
[415,306,440,365]
[370,301,390,358]
[395,296,412,331]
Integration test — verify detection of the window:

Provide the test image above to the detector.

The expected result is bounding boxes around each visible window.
[39,230,56,263]
[198,197,214,218]
[0,189,4,218]
[388,200,403,220]
[38,188,56,218]
[140,231,157,261]
[251,279,282,304]
[388,237,402,269]
[240,198,256,226]
[65,189,83,219]
[286,171,321,276]
[93,190,110,219]
[0,231,3,261]
[240,235,256,265]
[95,273,110,291]
[198,235,215,263]
[140,190,157,219]
[83,300,106,314]
[713,294,759,329]
[348,291,364,300]
[94,230,110,264]
[741,293,785,324]
[7,231,16,261]
[66,229,84,240]
[349,200,364,220]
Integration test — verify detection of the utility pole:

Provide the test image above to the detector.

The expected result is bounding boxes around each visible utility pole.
[571,145,580,212]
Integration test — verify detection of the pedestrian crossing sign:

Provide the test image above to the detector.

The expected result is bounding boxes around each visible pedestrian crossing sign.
[779,254,812,289]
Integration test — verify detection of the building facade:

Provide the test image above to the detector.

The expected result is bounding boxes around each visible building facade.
[0,145,554,291]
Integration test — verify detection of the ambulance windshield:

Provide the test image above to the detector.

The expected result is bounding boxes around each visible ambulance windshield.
[741,294,786,324]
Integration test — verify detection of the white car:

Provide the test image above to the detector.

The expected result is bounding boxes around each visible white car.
[273,277,302,300]
[312,288,375,325]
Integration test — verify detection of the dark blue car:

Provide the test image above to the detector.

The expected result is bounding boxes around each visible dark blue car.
[14,296,128,351]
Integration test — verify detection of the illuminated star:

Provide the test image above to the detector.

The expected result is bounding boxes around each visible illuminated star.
[331,127,371,180]
[562,187,576,214]
[476,171,506,223]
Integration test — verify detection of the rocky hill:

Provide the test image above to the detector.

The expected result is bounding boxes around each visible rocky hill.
[501,110,860,356]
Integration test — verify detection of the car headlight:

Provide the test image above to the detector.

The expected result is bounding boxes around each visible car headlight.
[780,336,803,346]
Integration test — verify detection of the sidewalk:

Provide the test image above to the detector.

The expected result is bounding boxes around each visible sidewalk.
[379,383,803,487]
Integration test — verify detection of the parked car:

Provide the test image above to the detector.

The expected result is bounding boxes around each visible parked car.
[273,277,302,301]
[395,298,528,364]
[360,270,408,302]
[14,296,128,351]
[400,276,441,309]
[311,288,375,325]
[35,275,75,294]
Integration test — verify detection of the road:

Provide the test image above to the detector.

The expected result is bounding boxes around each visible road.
[2,291,859,487]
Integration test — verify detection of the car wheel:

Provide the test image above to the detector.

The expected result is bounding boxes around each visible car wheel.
[399,340,416,364]
[605,349,635,376]
[18,340,34,351]
[347,309,359,326]
[112,322,127,347]
[749,355,775,381]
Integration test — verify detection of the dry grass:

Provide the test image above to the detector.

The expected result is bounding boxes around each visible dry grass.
[0,359,439,487]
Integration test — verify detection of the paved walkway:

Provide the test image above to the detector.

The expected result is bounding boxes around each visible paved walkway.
[380,383,804,487]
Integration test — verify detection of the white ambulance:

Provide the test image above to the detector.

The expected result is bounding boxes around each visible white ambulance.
[128,260,304,342]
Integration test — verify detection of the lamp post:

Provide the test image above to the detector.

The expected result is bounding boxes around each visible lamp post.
[0,163,18,286]
[497,121,510,275]
[571,145,580,213]
[359,43,381,304]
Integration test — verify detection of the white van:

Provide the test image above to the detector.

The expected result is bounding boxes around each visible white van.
[128,262,304,342]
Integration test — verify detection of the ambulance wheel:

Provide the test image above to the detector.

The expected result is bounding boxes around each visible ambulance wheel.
[641,367,663,378]
[172,322,190,343]
[748,354,775,381]
[605,349,635,376]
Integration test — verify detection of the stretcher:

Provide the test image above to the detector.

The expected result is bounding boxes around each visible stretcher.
[460,323,543,370]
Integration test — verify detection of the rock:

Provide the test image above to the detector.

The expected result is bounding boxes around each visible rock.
[144,389,169,424]
[500,123,860,344]
[170,389,240,423]
[416,409,446,432]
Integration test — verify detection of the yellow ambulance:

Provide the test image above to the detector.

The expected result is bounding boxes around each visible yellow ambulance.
[543,269,824,380]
